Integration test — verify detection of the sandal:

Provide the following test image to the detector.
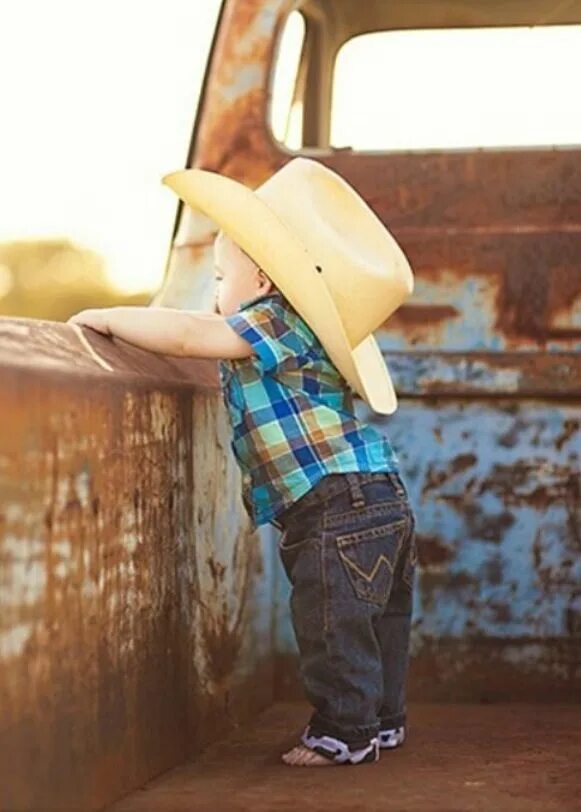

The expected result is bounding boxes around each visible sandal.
[378,725,405,749]
[300,726,379,765]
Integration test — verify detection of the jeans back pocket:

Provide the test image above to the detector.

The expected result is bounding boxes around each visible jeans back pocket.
[336,518,408,607]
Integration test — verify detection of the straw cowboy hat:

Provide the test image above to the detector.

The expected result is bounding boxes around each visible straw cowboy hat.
[161,158,414,414]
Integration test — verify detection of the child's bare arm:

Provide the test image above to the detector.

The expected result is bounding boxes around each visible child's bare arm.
[66,306,253,360]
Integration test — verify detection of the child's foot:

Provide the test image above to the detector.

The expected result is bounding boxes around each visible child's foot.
[281,728,379,766]
[281,744,335,766]
[378,725,405,749]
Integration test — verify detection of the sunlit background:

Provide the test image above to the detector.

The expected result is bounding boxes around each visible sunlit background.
[0,0,222,318]
[0,1,579,319]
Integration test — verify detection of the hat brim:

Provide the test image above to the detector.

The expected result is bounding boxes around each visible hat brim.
[161,168,397,414]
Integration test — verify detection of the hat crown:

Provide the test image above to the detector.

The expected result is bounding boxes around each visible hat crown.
[255,158,413,348]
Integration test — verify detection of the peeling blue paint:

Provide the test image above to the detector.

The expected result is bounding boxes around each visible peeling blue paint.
[219,64,263,104]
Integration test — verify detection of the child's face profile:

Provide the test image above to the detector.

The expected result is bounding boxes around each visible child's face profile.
[213,231,274,316]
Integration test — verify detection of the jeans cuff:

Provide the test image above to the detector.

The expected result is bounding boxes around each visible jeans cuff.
[308,713,380,750]
[379,711,406,729]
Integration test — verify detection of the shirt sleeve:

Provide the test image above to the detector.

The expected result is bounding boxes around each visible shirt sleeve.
[224,298,311,375]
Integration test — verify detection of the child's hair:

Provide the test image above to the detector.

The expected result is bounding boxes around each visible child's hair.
[215,229,278,291]
[215,229,255,266]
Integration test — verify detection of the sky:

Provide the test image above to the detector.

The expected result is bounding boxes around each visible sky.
[0,0,222,294]
[0,2,579,295]
[332,23,581,151]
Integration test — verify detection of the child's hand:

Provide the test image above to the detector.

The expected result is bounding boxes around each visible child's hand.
[67,308,112,335]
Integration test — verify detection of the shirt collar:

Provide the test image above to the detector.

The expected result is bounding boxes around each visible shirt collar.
[237,290,283,312]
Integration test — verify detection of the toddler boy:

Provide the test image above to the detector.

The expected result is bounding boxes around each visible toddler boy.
[68,158,417,767]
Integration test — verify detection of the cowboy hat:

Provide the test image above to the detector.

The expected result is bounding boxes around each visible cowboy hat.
[161,158,414,414]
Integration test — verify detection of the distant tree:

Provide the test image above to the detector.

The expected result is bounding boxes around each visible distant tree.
[0,239,151,321]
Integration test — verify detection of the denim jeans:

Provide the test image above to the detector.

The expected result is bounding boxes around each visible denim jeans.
[276,471,417,750]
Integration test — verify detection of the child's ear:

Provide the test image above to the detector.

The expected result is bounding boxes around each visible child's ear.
[258,270,273,292]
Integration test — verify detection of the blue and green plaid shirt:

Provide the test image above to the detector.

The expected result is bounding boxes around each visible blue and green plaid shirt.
[219,291,399,529]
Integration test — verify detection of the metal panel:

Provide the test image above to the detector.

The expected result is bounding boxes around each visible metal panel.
[0,320,274,810]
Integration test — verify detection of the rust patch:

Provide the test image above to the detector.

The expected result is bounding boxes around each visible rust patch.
[498,418,532,448]
[412,569,480,616]
[202,599,245,687]
[496,249,581,343]
[489,602,512,624]
[416,533,454,567]
[195,0,289,182]
[199,534,259,691]
[477,462,577,507]
[482,555,504,586]
[462,502,516,542]
[407,352,581,397]
[422,453,477,495]
[382,304,460,329]
[555,418,579,452]
[207,555,227,587]
[325,151,581,231]
[547,264,581,338]
[450,453,478,475]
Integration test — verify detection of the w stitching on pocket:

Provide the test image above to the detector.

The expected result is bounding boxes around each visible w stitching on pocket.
[338,546,395,580]
[335,519,407,606]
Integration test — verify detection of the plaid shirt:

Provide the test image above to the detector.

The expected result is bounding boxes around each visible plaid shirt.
[219,291,399,529]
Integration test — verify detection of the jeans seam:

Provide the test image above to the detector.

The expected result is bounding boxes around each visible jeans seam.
[279,532,319,555]
[321,532,329,636]
[401,509,417,589]
[319,531,343,721]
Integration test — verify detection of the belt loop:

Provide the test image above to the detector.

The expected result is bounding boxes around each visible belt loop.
[346,472,366,509]
[388,472,406,498]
